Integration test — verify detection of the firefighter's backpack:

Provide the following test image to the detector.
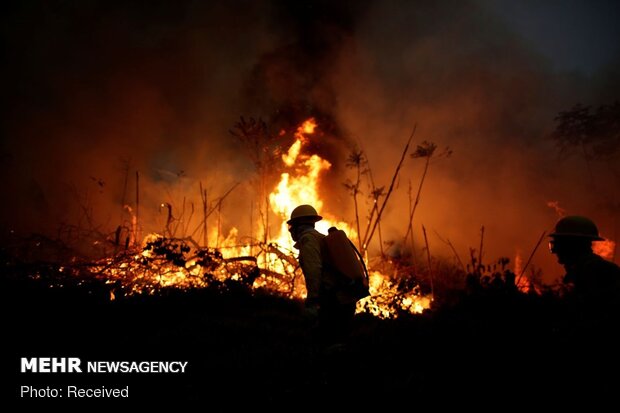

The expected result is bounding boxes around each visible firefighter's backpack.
[323,226,370,302]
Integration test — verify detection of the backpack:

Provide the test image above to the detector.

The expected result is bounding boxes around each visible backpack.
[322,226,370,302]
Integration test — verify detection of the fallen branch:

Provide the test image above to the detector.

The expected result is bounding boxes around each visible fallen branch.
[263,243,299,269]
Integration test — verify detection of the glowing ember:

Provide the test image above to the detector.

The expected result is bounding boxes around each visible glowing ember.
[356,271,432,317]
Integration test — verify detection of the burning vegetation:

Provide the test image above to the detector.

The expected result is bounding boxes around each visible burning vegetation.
[4,109,617,321]
[3,2,620,405]
[4,117,453,318]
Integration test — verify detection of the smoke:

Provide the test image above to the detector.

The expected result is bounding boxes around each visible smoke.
[2,0,270,239]
[2,0,618,278]
[326,0,620,280]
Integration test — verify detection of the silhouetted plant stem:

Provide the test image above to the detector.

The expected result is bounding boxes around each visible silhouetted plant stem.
[362,124,417,255]
[517,230,547,286]
[422,224,434,299]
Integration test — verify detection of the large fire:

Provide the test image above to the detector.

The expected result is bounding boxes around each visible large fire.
[88,118,431,318]
[55,118,620,317]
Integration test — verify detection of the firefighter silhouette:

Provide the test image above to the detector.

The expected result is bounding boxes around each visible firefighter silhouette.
[287,204,367,353]
[548,215,620,319]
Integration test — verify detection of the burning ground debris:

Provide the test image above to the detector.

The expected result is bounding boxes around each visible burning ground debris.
[357,270,431,318]
[4,224,619,404]
[92,235,261,298]
[1,231,433,318]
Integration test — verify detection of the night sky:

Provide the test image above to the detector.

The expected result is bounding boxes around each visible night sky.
[2,0,619,279]
[481,0,620,74]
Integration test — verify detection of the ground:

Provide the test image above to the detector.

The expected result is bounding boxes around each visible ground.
[2,273,619,408]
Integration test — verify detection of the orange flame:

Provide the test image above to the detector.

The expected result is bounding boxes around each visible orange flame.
[513,249,530,293]
[267,118,430,316]
[267,117,355,297]
[269,118,355,252]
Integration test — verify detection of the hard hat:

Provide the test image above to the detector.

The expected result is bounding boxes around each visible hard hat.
[287,204,322,225]
[549,215,604,240]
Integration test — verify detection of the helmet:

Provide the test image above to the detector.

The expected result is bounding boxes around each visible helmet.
[549,215,604,240]
[287,204,322,225]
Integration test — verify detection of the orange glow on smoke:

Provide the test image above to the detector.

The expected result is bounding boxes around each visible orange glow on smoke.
[594,238,616,261]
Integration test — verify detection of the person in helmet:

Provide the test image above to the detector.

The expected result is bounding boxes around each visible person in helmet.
[548,215,620,317]
[287,204,356,352]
